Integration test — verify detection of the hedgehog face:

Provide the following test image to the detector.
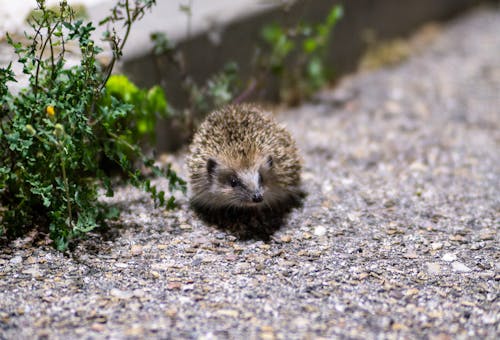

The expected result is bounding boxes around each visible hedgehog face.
[206,155,273,208]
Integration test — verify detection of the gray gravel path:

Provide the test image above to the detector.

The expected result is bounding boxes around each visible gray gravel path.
[1,6,499,340]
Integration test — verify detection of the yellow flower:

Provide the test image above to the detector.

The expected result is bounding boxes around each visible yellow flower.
[46,105,55,118]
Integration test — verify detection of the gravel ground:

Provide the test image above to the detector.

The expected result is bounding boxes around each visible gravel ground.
[1,6,499,340]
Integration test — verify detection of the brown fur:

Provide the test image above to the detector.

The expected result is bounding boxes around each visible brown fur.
[187,104,304,237]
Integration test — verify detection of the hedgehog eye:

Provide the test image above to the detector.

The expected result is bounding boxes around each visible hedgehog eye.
[229,176,240,188]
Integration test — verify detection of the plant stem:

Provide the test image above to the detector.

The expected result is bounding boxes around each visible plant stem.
[59,146,73,231]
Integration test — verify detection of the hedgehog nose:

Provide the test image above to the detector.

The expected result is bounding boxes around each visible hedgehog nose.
[252,192,263,203]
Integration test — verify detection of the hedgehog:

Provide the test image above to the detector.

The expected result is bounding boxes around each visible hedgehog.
[187,104,304,237]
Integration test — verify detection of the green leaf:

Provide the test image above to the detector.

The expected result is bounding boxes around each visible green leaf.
[146,85,168,115]
[326,5,344,27]
[106,74,139,102]
[303,38,318,54]
[30,183,54,207]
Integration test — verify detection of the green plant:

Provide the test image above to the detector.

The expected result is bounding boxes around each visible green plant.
[150,3,343,120]
[260,5,343,103]
[102,74,168,144]
[0,0,185,250]
[151,31,239,130]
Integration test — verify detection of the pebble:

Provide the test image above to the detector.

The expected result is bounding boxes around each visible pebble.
[215,309,239,318]
[292,317,309,328]
[451,261,472,273]
[280,235,292,243]
[426,262,441,275]
[430,242,443,251]
[151,262,173,271]
[167,282,182,290]
[479,229,494,241]
[90,323,105,332]
[314,225,327,237]
[442,253,457,262]
[260,331,276,340]
[302,232,313,240]
[10,256,22,264]
[179,223,192,230]
[405,288,420,296]
[130,245,143,256]
[124,325,144,336]
[404,250,418,259]
[110,288,134,299]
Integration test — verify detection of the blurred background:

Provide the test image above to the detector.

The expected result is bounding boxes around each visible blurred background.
[0,0,496,151]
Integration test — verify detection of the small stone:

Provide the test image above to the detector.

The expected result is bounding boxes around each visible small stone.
[25,256,37,264]
[10,256,22,264]
[479,229,495,241]
[225,254,238,261]
[470,243,483,250]
[452,261,471,273]
[151,262,172,271]
[429,333,452,340]
[385,100,402,114]
[167,282,182,290]
[150,271,160,279]
[428,310,444,319]
[460,300,476,307]
[314,225,327,236]
[405,288,419,296]
[430,242,443,250]
[391,323,408,331]
[482,311,498,324]
[133,289,145,298]
[125,325,144,336]
[386,228,404,235]
[130,245,143,256]
[442,253,457,262]
[302,232,312,240]
[404,250,418,259]
[114,262,128,268]
[216,309,239,318]
[165,309,177,318]
[280,235,292,243]
[110,288,133,299]
[260,326,274,332]
[293,317,309,328]
[449,234,466,242]
[22,266,42,277]
[234,263,251,273]
[191,258,202,266]
[90,323,105,332]
[260,331,275,340]
[179,223,192,230]
[358,272,369,280]
[426,262,441,275]
[335,304,346,313]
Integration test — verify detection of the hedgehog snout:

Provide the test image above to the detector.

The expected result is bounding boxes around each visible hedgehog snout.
[252,192,264,203]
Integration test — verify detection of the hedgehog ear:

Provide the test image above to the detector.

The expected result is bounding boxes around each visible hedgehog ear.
[206,158,217,177]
